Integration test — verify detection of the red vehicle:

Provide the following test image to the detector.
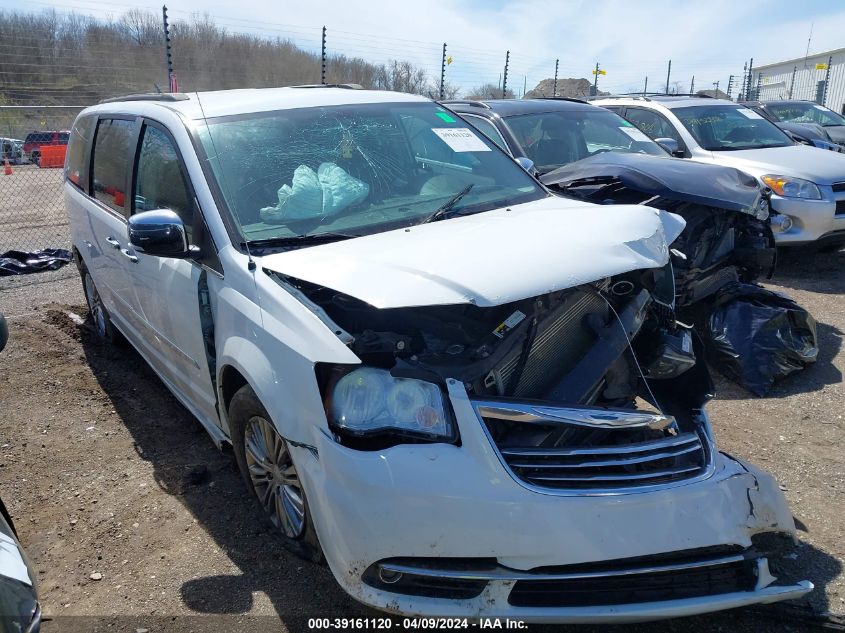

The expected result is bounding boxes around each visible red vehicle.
[23,130,70,165]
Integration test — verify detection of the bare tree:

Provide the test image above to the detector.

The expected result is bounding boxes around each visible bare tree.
[465,82,515,100]
[120,9,159,47]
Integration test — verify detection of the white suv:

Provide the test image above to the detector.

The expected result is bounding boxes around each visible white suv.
[593,95,845,247]
[64,86,810,621]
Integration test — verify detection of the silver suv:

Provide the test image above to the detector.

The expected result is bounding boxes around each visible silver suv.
[593,95,845,247]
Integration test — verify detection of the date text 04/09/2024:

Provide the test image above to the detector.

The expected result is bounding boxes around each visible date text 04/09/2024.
[307,618,528,629]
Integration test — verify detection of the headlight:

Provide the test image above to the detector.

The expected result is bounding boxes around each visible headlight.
[329,367,453,439]
[761,175,821,200]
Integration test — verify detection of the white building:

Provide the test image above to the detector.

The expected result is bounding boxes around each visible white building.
[752,47,845,113]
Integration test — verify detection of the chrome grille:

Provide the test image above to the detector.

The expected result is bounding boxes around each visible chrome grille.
[476,401,712,493]
[494,287,607,397]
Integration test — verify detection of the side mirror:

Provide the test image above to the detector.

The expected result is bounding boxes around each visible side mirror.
[655,137,684,157]
[128,209,194,258]
[515,156,537,176]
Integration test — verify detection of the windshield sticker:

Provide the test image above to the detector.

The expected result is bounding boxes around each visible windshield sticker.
[620,119,634,127]
[493,310,526,338]
[737,108,764,119]
[619,126,652,142]
[432,127,491,152]
[813,105,828,111]
[435,112,457,123]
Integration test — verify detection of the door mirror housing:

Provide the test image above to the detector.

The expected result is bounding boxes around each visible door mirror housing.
[128,209,195,258]
[515,156,537,176]
[655,137,684,157]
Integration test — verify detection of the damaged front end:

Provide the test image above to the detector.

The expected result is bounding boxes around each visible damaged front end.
[540,154,776,309]
[272,262,709,458]
[259,203,809,620]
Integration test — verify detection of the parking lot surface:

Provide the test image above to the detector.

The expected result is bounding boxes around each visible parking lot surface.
[0,247,842,633]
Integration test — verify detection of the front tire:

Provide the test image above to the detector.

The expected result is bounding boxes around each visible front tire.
[229,385,323,562]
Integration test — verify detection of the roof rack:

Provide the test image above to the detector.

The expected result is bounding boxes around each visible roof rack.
[533,96,588,104]
[584,94,650,101]
[649,93,715,99]
[288,83,363,90]
[99,93,189,104]
[439,99,492,109]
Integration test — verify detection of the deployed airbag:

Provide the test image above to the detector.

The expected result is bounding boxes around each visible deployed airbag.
[260,162,369,223]
[703,282,818,396]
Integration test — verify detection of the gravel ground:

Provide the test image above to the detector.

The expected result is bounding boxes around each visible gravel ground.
[0,246,842,633]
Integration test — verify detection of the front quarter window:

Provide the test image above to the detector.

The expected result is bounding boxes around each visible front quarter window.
[196,101,544,248]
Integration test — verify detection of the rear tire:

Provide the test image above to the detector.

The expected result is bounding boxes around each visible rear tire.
[76,256,123,345]
[229,384,323,563]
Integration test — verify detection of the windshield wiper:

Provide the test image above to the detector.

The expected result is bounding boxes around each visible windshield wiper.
[420,183,475,224]
[244,232,356,250]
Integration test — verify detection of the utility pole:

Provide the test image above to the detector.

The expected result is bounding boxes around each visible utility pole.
[523,75,527,98]
[320,26,327,84]
[553,59,559,97]
[439,43,447,100]
[665,59,672,94]
[592,62,602,95]
[746,58,754,100]
[162,5,175,92]
[643,76,648,96]
[739,62,747,101]
[822,55,833,105]
[788,66,797,98]
[726,74,734,99]
[713,80,719,94]
[502,51,510,98]
[689,75,695,94]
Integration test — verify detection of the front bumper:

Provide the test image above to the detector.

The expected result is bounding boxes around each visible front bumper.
[770,195,845,245]
[295,385,811,621]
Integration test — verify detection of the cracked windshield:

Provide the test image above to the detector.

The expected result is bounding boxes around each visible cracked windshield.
[197,101,545,246]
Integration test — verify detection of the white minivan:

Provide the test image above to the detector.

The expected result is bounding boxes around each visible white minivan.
[64,86,810,621]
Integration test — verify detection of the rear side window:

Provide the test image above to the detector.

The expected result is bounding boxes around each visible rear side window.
[65,116,96,190]
[92,118,135,214]
[58,132,70,143]
[133,124,195,241]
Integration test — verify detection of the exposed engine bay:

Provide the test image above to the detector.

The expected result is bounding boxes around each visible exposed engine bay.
[272,267,713,459]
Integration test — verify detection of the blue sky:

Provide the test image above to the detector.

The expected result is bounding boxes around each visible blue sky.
[4,0,845,95]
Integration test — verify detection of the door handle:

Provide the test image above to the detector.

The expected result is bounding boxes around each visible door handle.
[105,236,121,249]
[120,248,138,263]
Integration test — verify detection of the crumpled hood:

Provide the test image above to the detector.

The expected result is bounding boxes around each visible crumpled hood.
[713,144,845,185]
[540,152,764,215]
[823,125,845,144]
[260,197,685,309]
[776,121,831,143]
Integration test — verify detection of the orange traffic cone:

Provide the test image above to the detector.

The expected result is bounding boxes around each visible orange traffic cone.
[3,158,11,176]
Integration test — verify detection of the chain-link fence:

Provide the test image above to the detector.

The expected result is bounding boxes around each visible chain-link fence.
[1,106,84,254]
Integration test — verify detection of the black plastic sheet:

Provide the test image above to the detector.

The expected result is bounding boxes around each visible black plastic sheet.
[704,282,818,396]
[0,248,72,276]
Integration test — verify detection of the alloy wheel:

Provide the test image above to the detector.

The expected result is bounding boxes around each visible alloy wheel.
[83,273,107,337]
[243,416,306,539]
